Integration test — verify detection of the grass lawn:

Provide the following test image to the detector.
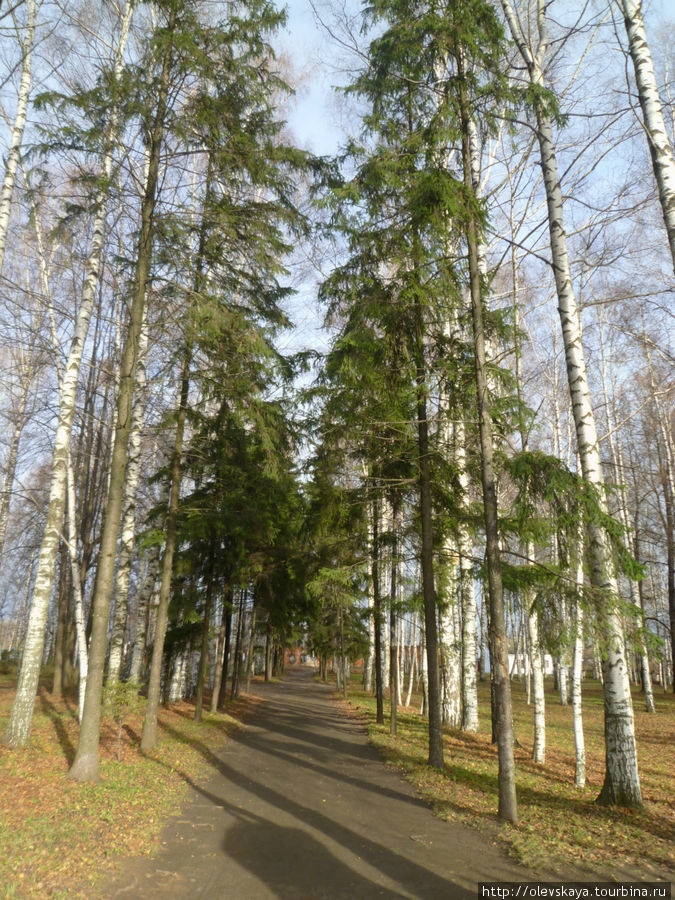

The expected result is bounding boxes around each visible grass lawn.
[345,677,675,879]
[0,672,257,899]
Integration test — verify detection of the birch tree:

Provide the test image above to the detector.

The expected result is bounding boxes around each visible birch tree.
[617,0,675,271]
[0,0,38,275]
[3,2,133,749]
[500,0,643,806]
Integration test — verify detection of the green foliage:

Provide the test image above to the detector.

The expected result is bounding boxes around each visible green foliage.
[102,682,145,762]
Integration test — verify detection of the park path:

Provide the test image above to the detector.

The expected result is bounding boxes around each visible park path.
[101,668,539,899]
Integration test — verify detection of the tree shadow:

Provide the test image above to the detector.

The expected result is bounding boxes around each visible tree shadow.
[37,689,76,764]
[149,727,476,899]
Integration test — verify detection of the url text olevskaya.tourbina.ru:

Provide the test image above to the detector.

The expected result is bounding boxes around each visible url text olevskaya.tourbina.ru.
[479,884,671,900]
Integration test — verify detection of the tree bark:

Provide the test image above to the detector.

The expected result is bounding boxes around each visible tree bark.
[3,2,133,750]
[389,502,399,735]
[371,496,385,725]
[620,0,675,271]
[68,25,174,777]
[0,0,37,274]
[413,297,444,768]
[140,349,191,752]
[195,541,217,722]
[500,0,642,807]
[572,555,586,788]
[108,311,150,684]
[459,75,517,822]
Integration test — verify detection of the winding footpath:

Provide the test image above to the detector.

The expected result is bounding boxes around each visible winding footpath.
[101,668,542,899]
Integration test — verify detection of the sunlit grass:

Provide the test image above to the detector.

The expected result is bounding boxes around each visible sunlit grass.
[0,679,255,898]
[346,677,675,876]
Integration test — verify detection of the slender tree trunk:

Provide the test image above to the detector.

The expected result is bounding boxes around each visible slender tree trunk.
[527,585,546,763]
[419,625,428,717]
[108,312,149,684]
[128,541,161,683]
[51,545,68,696]
[405,616,417,708]
[620,0,675,271]
[500,0,642,807]
[211,589,231,712]
[0,390,29,563]
[389,502,399,735]
[195,542,216,722]
[66,453,88,722]
[371,496,385,724]
[3,3,133,750]
[140,352,191,753]
[414,310,443,768]
[572,555,586,788]
[364,576,375,692]
[0,0,37,274]
[264,619,273,683]
[459,77,517,822]
[69,29,174,777]
[231,590,245,700]
[596,311,655,713]
[439,561,461,728]
[244,603,257,695]
[217,595,233,709]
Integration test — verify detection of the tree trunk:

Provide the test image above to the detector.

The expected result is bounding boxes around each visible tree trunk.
[195,542,217,722]
[66,453,88,722]
[500,0,642,808]
[140,351,191,753]
[405,617,417,708]
[108,311,149,684]
[51,543,69,696]
[231,589,246,700]
[527,578,546,764]
[127,541,161,683]
[620,0,675,271]
[3,3,133,750]
[217,595,234,709]
[69,27,174,777]
[459,76,517,822]
[210,589,231,712]
[414,315,444,769]
[439,562,461,729]
[371,496,385,724]
[572,556,586,788]
[0,389,29,564]
[389,502,399,735]
[0,0,37,274]
[245,603,257,695]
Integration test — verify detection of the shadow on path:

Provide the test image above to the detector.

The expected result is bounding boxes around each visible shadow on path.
[101,667,537,899]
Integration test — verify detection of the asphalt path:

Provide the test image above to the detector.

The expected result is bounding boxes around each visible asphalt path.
[101,667,543,899]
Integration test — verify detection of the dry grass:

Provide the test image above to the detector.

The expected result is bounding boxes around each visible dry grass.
[0,675,257,899]
[347,678,675,879]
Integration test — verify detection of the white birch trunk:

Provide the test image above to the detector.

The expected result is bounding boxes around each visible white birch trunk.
[526,541,546,764]
[405,611,418,707]
[0,0,37,275]
[596,311,655,713]
[500,0,642,805]
[420,626,428,716]
[439,561,462,728]
[127,543,162,683]
[3,2,133,748]
[364,573,375,692]
[0,391,28,562]
[572,558,586,788]
[620,0,675,270]
[66,453,88,722]
[107,311,149,683]
[557,595,570,706]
